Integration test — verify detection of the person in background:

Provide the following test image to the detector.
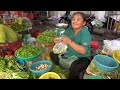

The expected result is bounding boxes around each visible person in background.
[50,12,92,79]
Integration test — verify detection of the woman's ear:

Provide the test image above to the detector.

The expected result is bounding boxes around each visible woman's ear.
[83,21,86,26]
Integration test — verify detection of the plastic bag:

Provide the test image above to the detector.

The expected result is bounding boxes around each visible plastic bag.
[91,19,103,29]
[55,28,65,37]
[53,42,67,54]
[102,39,120,55]
[58,54,78,70]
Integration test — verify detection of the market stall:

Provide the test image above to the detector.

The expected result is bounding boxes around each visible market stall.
[1,11,120,79]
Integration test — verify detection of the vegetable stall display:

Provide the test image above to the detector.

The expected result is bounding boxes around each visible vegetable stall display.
[36,29,56,44]
[15,44,43,59]
[10,17,32,32]
[0,56,29,79]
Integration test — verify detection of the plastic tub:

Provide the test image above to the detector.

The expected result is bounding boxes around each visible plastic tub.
[113,50,120,64]
[29,60,53,74]
[15,51,41,61]
[94,54,119,72]
[39,72,61,79]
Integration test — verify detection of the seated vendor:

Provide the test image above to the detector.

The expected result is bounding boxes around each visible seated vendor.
[50,12,92,79]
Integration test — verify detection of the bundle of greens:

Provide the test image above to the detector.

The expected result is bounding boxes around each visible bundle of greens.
[10,23,27,32]
[10,17,30,32]
[0,56,29,79]
[36,29,56,44]
[15,44,43,58]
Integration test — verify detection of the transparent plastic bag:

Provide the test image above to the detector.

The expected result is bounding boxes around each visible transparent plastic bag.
[91,19,103,28]
[58,54,78,70]
[103,39,120,55]
[53,42,67,54]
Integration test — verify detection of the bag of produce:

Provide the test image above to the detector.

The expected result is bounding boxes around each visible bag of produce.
[58,54,78,70]
[102,39,120,56]
[53,42,67,54]
[0,24,18,43]
[0,27,6,43]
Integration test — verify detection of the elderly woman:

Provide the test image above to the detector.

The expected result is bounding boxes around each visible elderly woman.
[50,12,91,79]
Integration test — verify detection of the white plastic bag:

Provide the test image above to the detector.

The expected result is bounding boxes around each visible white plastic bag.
[53,42,67,54]
[91,19,103,28]
[103,39,120,55]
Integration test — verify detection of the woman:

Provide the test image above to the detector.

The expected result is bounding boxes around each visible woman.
[50,12,91,79]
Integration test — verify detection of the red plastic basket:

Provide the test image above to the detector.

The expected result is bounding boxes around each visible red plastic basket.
[31,29,43,37]
[0,11,6,14]
[8,40,22,52]
[7,51,13,56]
[27,14,34,20]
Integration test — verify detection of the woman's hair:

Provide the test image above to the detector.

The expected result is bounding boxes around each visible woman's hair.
[72,12,86,21]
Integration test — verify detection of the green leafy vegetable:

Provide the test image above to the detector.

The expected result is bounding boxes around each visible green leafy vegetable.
[36,29,56,44]
[15,44,43,58]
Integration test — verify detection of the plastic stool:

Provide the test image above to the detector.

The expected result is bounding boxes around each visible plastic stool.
[90,41,99,50]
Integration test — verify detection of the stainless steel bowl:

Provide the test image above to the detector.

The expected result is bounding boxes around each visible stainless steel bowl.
[56,23,68,28]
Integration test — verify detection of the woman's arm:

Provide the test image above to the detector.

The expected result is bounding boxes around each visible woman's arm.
[61,36,86,54]
[68,40,86,54]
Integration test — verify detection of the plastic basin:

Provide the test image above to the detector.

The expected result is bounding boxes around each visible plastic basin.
[94,54,119,72]
[39,72,61,79]
[29,60,53,74]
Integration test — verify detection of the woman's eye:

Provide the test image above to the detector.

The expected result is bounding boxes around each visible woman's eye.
[77,19,81,21]
[72,19,75,21]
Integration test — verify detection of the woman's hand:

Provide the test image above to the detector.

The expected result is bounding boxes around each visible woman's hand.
[54,37,61,44]
[61,36,71,44]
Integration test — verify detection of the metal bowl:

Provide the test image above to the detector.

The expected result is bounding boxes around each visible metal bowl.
[56,23,68,28]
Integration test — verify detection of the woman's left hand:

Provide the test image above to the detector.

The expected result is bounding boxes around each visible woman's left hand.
[61,36,71,44]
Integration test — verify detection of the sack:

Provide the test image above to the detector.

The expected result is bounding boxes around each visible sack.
[53,42,67,54]
[58,54,78,70]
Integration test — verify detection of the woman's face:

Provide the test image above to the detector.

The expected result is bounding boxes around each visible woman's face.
[71,14,86,30]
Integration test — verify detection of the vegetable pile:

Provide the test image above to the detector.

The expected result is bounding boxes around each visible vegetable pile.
[15,44,43,58]
[0,56,29,79]
[86,61,120,79]
[36,29,56,44]
[51,65,69,79]
[10,17,32,32]
[10,23,26,32]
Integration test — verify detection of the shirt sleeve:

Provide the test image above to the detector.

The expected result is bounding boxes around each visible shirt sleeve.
[80,29,91,54]
[64,26,72,36]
